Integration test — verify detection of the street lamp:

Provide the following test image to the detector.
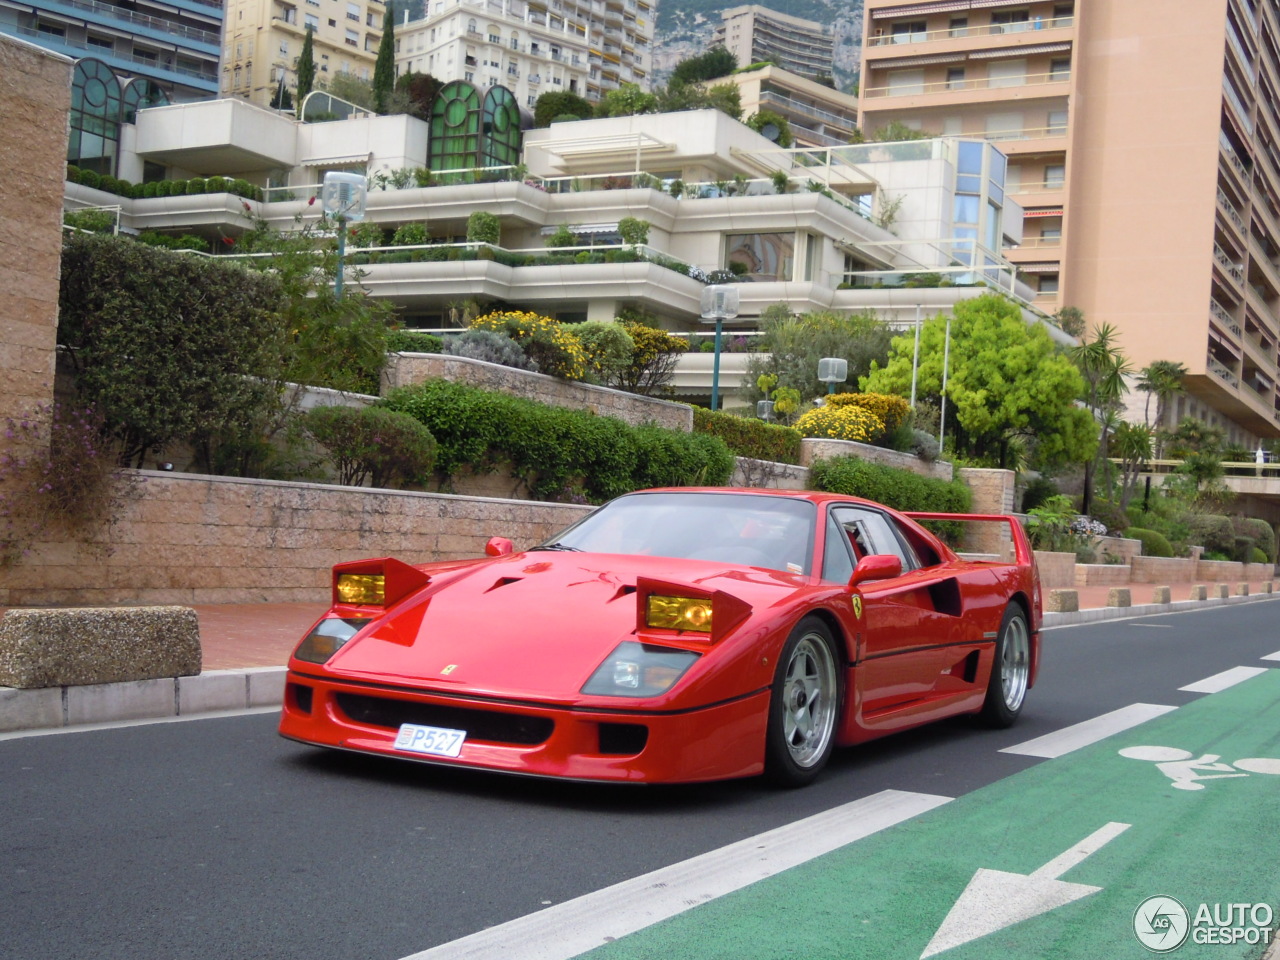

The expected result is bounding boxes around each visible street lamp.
[817,357,848,395]
[701,284,739,411]
[321,170,368,296]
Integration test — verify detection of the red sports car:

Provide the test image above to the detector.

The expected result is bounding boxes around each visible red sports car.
[279,489,1042,786]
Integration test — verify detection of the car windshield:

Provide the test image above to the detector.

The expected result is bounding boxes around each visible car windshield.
[540,492,817,575]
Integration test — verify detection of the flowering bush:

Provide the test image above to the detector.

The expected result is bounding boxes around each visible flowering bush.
[793,404,885,443]
[469,311,587,380]
[0,404,138,564]
[826,392,911,435]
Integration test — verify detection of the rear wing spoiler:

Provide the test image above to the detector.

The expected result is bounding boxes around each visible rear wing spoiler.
[904,512,1034,567]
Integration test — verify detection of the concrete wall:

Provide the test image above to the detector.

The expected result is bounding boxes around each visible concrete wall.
[382,353,694,431]
[0,37,70,468]
[0,472,592,606]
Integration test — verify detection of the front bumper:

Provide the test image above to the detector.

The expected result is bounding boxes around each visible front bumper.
[278,671,770,783]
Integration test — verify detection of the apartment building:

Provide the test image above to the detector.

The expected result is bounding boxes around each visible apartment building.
[394,0,654,109]
[859,0,1280,446]
[0,0,221,101]
[714,5,834,83]
[712,63,859,148]
[221,0,384,107]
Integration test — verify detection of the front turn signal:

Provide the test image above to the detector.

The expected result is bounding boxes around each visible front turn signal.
[336,573,384,605]
[645,595,713,633]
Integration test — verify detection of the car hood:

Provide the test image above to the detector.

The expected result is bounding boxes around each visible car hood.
[320,551,806,703]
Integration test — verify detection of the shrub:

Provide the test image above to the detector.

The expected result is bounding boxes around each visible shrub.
[349,222,385,249]
[79,169,101,190]
[468,310,586,380]
[187,178,207,194]
[1021,475,1059,512]
[793,404,885,444]
[169,179,188,196]
[563,320,634,383]
[141,181,159,198]
[617,216,650,246]
[445,329,537,371]
[612,317,688,396]
[1185,513,1235,555]
[301,405,436,488]
[205,176,230,193]
[386,330,444,353]
[1234,516,1276,562]
[545,224,578,248]
[231,178,255,199]
[1251,546,1269,564]
[63,209,116,234]
[1089,499,1130,538]
[382,379,732,502]
[1125,527,1174,558]
[826,392,910,435]
[910,429,940,462]
[66,164,81,182]
[809,454,971,543]
[467,210,500,244]
[98,175,120,195]
[692,407,802,464]
[392,222,430,246]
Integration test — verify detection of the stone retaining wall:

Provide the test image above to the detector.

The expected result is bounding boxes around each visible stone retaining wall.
[1075,564,1131,587]
[799,438,954,482]
[1094,536,1142,563]
[0,471,592,606]
[1033,551,1078,588]
[1130,556,1198,583]
[730,457,809,490]
[1196,559,1244,581]
[382,353,694,431]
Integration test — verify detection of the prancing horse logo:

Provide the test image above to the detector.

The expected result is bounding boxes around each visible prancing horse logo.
[851,596,863,618]
[440,664,458,675]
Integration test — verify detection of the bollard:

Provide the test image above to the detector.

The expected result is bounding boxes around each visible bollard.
[1152,586,1171,604]
[1189,585,1208,601]
[1107,587,1131,608]
[1046,589,1079,613]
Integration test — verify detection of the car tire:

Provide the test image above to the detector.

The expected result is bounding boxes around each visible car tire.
[764,616,842,788]
[979,603,1031,728]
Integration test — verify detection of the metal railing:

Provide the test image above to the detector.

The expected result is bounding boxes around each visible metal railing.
[868,16,1074,47]
[864,70,1070,99]
[48,0,220,44]
[1207,354,1241,387]
[757,90,858,131]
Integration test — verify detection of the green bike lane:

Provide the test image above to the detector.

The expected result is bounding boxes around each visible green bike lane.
[574,670,1280,960]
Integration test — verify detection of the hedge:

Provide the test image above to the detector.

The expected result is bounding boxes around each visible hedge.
[1124,527,1174,558]
[692,407,802,465]
[386,330,444,354]
[809,454,972,543]
[381,379,733,503]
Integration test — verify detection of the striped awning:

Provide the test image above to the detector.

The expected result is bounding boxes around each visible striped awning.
[874,53,969,68]
[1023,208,1064,217]
[872,1,973,19]
[1015,262,1059,273]
[969,42,1071,58]
[299,153,370,167]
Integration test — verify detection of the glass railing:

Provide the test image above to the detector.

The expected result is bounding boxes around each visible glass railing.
[868,16,1073,47]
[865,70,1068,99]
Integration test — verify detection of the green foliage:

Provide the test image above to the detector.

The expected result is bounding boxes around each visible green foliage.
[63,209,116,234]
[301,404,436,488]
[395,72,444,120]
[863,294,1096,470]
[809,455,972,542]
[545,224,578,248]
[747,308,891,407]
[692,407,802,464]
[58,233,287,466]
[826,392,910,434]
[564,321,635,384]
[1251,546,1269,564]
[613,314,688,396]
[657,80,742,119]
[595,83,659,118]
[1235,517,1276,562]
[770,169,791,193]
[296,26,316,111]
[469,310,587,379]
[372,9,395,114]
[78,169,101,190]
[270,81,294,111]
[1021,476,1060,513]
[872,120,933,142]
[386,330,443,353]
[1087,498,1130,536]
[391,222,430,246]
[466,211,501,244]
[617,216,650,246]
[670,46,737,83]
[381,379,732,502]
[1023,495,1079,552]
[1124,527,1174,558]
[534,90,594,127]
[135,231,209,252]
[1185,513,1235,555]
[747,110,794,148]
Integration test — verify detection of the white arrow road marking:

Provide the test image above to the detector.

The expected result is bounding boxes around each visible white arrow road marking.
[920,821,1131,959]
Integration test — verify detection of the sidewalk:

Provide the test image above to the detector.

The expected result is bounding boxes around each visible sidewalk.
[1,580,1277,735]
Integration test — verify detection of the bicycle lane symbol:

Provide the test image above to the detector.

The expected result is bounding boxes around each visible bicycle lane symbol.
[1119,745,1280,790]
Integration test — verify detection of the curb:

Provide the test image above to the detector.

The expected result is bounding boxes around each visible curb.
[2,593,1278,735]
[0,666,285,734]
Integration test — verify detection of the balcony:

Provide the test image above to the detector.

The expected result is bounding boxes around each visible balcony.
[868,16,1073,48]
[41,0,220,45]
[1207,354,1241,388]
[1215,243,1246,283]
[863,69,1070,101]
[1212,298,1243,339]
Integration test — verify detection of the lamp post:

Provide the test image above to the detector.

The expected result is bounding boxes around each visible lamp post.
[701,284,739,411]
[817,357,848,395]
[321,170,368,296]
[938,315,952,452]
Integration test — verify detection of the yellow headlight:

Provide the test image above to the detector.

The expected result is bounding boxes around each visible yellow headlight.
[646,595,713,633]
[336,573,385,605]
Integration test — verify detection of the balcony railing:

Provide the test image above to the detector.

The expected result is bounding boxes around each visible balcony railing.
[1207,354,1241,387]
[868,16,1074,47]
[757,90,857,131]
[1211,299,1242,338]
[48,0,220,44]
[1218,187,1246,232]
[864,69,1069,99]
[1215,243,1246,281]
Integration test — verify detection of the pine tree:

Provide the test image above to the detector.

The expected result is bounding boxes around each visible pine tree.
[372,9,396,115]
[295,26,316,118]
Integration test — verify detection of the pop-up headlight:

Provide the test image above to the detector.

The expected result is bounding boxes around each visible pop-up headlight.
[294,617,371,664]
[581,642,701,698]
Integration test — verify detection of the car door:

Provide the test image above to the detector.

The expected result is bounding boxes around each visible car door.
[826,504,962,729]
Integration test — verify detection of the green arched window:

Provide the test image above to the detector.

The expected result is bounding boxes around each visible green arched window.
[121,77,169,124]
[69,58,122,176]
[481,86,522,169]
[428,81,481,171]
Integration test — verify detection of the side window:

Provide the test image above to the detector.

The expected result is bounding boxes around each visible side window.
[821,510,855,583]
[832,507,921,573]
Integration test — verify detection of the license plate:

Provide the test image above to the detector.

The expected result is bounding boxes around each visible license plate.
[394,723,466,758]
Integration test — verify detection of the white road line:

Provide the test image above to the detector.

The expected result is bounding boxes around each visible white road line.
[1262,650,1280,662]
[1179,666,1270,693]
[1001,703,1178,759]
[398,789,953,960]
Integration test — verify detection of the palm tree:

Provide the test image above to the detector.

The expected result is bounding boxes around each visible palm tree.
[1136,360,1187,456]
[1070,322,1132,515]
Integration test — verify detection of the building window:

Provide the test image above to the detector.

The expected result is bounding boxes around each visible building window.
[949,16,968,37]
[346,2,360,20]
[489,32,500,42]
[305,13,319,28]
[1039,274,1060,294]
[1047,109,1068,135]
[988,59,1027,88]
[946,67,965,90]
[725,233,795,282]
[886,69,924,96]
[346,28,359,45]
[87,35,113,49]
[1044,163,1065,189]
[890,20,926,43]
[1049,58,1071,80]
[991,10,1030,33]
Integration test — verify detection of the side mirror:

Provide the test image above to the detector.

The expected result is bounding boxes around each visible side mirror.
[848,554,902,588]
[485,537,514,557]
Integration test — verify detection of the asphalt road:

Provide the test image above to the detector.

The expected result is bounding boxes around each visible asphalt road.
[3,599,1278,960]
